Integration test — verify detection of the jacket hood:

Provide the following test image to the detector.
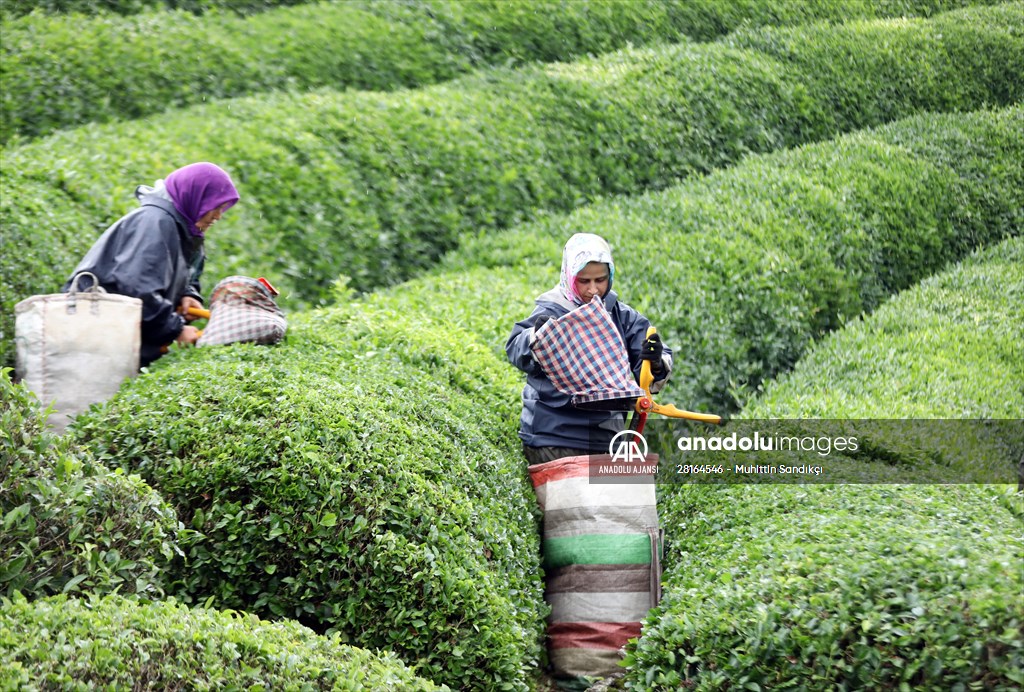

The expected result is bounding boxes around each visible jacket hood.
[135,182,186,227]
[134,183,198,254]
[135,180,173,203]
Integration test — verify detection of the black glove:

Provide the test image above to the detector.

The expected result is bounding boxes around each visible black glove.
[640,333,663,365]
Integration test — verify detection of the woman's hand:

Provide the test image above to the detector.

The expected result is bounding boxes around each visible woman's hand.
[641,334,664,373]
[179,296,204,321]
[176,325,201,346]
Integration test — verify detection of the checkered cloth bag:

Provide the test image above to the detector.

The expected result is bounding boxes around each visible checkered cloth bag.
[530,297,643,405]
[196,276,286,347]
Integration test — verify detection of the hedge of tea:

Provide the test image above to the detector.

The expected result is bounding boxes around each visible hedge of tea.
[0,593,441,690]
[628,484,1023,690]
[380,106,1024,413]
[2,0,1004,143]
[747,238,1024,420]
[2,0,996,22]
[69,303,545,690]
[724,3,1024,133]
[626,240,1024,690]
[3,4,1021,370]
[0,369,185,600]
[0,0,306,20]
[0,0,683,144]
[725,236,1024,489]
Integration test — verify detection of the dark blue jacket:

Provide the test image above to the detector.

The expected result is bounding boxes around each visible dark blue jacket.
[63,187,204,366]
[506,287,672,451]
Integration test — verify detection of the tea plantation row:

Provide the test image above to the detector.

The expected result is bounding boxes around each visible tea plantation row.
[630,237,1024,689]
[1,0,1004,143]
[2,3,1021,369]
[0,0,303,20]
[6,105,1006,689]
[643,481,1022,689]
[0,367,183,600]
[0,369,445,688]
[747,242,1024,421]
[1,594,440,689]
[373,106,1023,413]
[67,304,545,689]
[0,0,702,144]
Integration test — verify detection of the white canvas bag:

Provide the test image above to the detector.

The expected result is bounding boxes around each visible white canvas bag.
[14,272,142,432]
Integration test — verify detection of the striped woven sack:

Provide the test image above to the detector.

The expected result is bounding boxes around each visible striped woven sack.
[529,454,662,686]
[530,296,644,406]
[196,276,286,347]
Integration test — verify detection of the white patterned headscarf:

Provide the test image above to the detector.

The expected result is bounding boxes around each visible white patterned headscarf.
[559,233,615,306]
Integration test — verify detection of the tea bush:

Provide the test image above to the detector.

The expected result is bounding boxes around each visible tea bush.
[0,592,441,690]
[627,239,1024,689]
[70,304,545,689]
[0,0,306,20]
[389,106,1024,413]
[629,483,1023,690]
[726,3,1024,132]
[2,0,1003,142]
[2,5,1021,372]
[0,369,186,599]
[0,0,673,144]
[13,0,1005,21]
[58,107,1021,685]
[2,0,994,22]
[748,238,1024,420]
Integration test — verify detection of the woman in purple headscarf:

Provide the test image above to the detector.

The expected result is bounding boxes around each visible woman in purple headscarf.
[64,162,240,366]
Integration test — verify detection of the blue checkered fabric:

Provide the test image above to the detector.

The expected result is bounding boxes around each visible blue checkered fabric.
[530,297,644,405]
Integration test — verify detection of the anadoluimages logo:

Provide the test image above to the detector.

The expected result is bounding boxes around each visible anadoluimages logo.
[608,429,648,464]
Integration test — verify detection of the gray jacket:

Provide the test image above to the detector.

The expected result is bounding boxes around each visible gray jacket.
[63,184,204,366]
[506,287,672,451]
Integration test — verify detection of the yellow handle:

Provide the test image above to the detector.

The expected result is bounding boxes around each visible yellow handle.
[637,325,722,424]
[650,402,722,424]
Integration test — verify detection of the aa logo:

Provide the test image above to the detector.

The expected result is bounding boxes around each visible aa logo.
[609,430,648,464]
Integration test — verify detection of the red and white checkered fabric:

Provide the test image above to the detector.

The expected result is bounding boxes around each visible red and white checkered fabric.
[530,297,643,405]
[196,276,286,347]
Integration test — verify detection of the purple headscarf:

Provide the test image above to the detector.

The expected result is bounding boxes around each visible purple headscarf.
[164,162,240,237]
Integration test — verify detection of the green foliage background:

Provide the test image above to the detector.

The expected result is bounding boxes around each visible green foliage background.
[630,238,1024,689]
[1,592,440,689]
[3,4,1022,370]
[1,1,1021,689]
[2,0,1007,143]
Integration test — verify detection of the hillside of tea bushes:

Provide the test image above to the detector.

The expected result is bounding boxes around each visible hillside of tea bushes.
[2,0,1006,143]
[2,3,1022,368]
[47,105,1023,689]
[374,106,1023,412]
[1,1,1021,689]
[630,238,1023,689]
[0,592,441,689]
